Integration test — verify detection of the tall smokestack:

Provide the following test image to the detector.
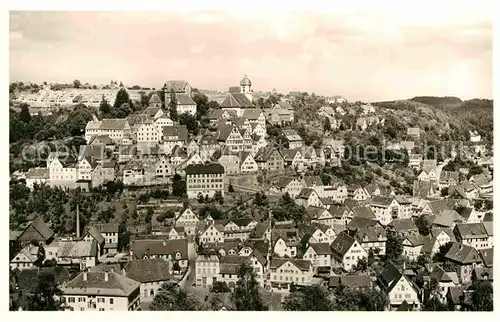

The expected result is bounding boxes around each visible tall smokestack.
[76,204,80,239]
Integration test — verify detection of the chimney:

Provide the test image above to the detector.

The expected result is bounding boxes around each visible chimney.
[76,204,80,239]
[83,272,87,281]
[104,272,109,282]
[163,239,167,246]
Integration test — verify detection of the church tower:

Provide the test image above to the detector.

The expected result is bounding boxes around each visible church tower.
[240,74,252,102]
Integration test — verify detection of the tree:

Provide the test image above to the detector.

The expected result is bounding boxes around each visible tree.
[21,270,62,311]
[323,117,332,132]
[386,230,403,262]
[73,79,81,89]
[414,215,431,236]
[353,257,368,273]
[193,91,209,120]
[197,193,205,204]
[113,88,130,109]
[213,191,224,205]
[99,96,111,114]
[231,263,266,311]
[433,241,453,262]
[150,281,202,311]
[172,174,186,197]
[283,285,333,311]
[228,183,235,193]
[211,281,231,293]
[469,280,493,311]
[178,112,199,135]
[254,192,268,206]
[168,90,178,121]
[19,103,31,124]
[117,219,131,251]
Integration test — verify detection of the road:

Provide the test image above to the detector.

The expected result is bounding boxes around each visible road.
[179,241,197,291]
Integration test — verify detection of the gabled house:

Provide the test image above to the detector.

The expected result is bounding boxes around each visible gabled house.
[387,218,419,238]
[129,239,189,271]
[282,129,304,149]
[16,217,54,246]
[352,225,387,256]
[122,258,173,302]
[273,230,299,258]
[302,243,333,273]
[418,159,438,182]
[444,243,483,283]
[238,151,258,174]
[282,148,305,172]
[438,171,459,190]
[369,196,400,226]
[379,262,421,310]
[253,146,285,172]
[174,207,200,236]
[199,223,225,245]
[269,258,314,293]
[268,177,303,198]
[330,232,367,271]
[295,188,323,208]
[453,223,490,250]
[347,185,369,201]
[402,235,425,261]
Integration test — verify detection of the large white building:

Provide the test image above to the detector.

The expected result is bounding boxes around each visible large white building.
[185,163,225,199]
[61,271,141,311]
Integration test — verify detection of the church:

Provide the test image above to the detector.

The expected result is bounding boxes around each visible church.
[220,75,255,117]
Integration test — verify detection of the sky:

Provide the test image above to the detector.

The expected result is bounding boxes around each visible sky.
[9,5,493,102]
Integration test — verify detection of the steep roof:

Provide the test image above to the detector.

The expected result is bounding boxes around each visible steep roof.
[86,226,105,245]
[124,258,172,283]
[63,271,141,297]
[370,196,395,208]
[329,275,372,289]
[220,93,254,108]
[130,239,188,259]
[379,262,402,289]
[177,93,196,105]
[18,217,54,242]
[445,242,482,264]
[97,223,119,233]
[270,258,311,271]
[162,125,188,141]
[454,223,488,239]
[478,248,493,267]
[308,243,333,255]
[149,93,162,104]
[57,240,98,258]
[330,232,356,258]
[170,145,188,158]
[347,216,379,230]
[297,188,316,199]
[100,119,128,130]
[164,80,189,93]
[352,206,376,219]
[303,176,323,187]
[388,218,417,232]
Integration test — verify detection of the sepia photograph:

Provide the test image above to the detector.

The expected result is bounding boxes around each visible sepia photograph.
[7,1,494,313]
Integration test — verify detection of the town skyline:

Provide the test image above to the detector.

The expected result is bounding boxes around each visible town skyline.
[9,9,492,102]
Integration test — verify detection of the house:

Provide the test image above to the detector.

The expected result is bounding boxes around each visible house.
[222,219,258,241]
[453,223,490,250]
[394,195,413,219]
[164,80,196,115]
[267,107,294,125]
[85,118,131,144]
[268,177,303,198]
[253,146,285,172]
[469,130,481,142]
[174,207,200,236]
[137,120,160,143]
[269,258,314,293]
[387,218,419,238]
[82,226,105,255]
[10,244,40,271]
[161,124,188,154]
[218,255,248,288]
[430,228,456,248]
[418,159,438,182]
[438,171,459,190]
[420,199,456,217]
[444,243,483,283]
[369,196,400,226]
[302,243,333,275]
[61,271,141,311]
[195,252,220,288]
[469,174,493,195]
[282,129,304,149]
[25,168,49,190]
[238,151,258,174]
[176,92,197,115]
[430,265,460,303]
[295,188,323,208]
[428,210,464,229]
[448,181,477,199]
[242,108,266,128]
[347,185,369,201]
[306,207,336,227]
[282,148,305,172]
[16,217,54,246]
[455,206,483,224]
[148,93,162,108]
[185,163,225,199]
[129,239,189,271]
[379,262,421,310]
[55,240,98,270]
[352,226,387,256]
[402,235,425,261]
[330,232,367,271]
[348,206,377,225]
[199,223,225,244]
[409,154,423,169]
[91,161,116,188]
[122,258,172,302]
[273,230,299,258]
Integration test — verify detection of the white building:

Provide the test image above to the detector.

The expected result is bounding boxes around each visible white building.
[61,271,141,311]
[185,163,225,199]
[269,258,314,293]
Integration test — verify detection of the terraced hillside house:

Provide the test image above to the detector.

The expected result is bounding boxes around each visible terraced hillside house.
[331,232,367,271]
[186,163,225,199]
[61,271,141,311]
[163,80,197,115]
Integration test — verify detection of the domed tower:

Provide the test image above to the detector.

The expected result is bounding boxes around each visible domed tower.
[240,74,252,102]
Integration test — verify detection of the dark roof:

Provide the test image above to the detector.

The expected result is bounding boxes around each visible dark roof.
[303,176,323,187]
[97,223,119,233]
[17,217,54,242]
[177,93,196,105]
[185,163,224,174]
[478,248,493,267]
[308,243,333,255]
[124,258,172,283]
[354,226,386,242]
[397,300,413,311]
[63,271,141,297]
[445,242,482,264]
[220,93,254,108]
[347,216,379,230]
[379,262,402,289]
[100,119,129,130]
[370,196,395,207]
[330,232,356,258]
[351,206,376,219]
[454,223,488,239]
[130,239,188,259]
[86,226,105,245]
[270,258,311,271]
[388,218,418,232]
[219,256,247,274]
[162,125,188,141]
